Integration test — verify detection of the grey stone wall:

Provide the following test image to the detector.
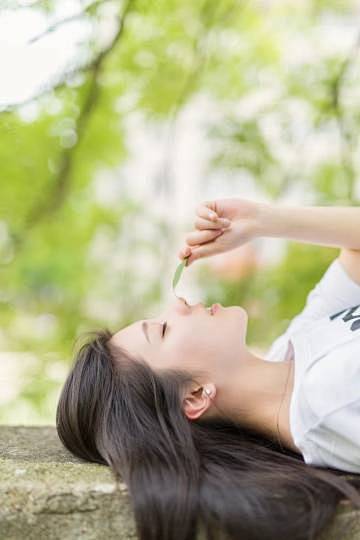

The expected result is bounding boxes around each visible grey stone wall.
[0,426,359,540]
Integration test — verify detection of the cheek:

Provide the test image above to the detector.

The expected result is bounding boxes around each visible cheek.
[170,331,197,356]
[165,332,206,369]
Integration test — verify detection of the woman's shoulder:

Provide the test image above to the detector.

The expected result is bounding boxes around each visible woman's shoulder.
[302,339,360,417]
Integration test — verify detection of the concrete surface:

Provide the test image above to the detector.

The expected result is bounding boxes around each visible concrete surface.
[0,426,359,539]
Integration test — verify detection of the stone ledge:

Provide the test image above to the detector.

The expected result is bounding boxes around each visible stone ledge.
[0,426,137,540]
[0,426,359,540]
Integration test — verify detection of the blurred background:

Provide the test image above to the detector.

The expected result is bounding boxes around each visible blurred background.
[0,0,359,424]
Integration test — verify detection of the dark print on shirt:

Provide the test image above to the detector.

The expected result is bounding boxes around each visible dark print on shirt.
[329,304,360,332]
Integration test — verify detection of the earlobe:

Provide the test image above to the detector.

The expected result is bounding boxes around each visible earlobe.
[183,397,207,420]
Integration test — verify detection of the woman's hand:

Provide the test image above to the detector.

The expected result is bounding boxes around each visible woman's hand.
[178,198,263,266]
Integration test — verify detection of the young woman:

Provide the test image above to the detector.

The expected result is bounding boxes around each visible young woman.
[56,198,360,540]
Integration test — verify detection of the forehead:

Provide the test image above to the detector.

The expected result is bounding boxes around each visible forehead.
[110,320,169,367]
[112,321,139,342]
[112,320,150,349]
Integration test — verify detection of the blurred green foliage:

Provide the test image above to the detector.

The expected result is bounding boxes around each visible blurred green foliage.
[0,0,359,423]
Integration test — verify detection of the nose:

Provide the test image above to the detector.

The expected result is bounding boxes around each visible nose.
[176,297,205,311]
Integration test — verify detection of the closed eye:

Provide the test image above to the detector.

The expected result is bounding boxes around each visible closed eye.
[162,321,167,337]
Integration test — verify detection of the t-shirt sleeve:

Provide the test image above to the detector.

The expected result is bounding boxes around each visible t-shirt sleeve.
[264,257,360,361]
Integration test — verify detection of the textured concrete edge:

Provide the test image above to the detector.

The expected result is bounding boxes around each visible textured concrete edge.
[0,426,360,540]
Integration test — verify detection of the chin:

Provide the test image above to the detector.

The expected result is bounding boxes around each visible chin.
[229,305,248,315]
[236,305,248,323]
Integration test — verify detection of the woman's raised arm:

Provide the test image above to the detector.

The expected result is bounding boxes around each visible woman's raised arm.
[179,199,360,268]
[257,203,360,285]
[257,203,360,251]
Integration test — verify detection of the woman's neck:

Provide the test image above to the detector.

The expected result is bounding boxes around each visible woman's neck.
[214,347,300,454]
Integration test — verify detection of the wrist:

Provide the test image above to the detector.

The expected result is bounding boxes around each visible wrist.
[253,201,275,238]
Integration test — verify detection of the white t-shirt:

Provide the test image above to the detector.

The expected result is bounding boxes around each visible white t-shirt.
[264,257,360,473]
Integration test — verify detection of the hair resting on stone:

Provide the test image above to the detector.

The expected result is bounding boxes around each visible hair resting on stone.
[56,329,360,540]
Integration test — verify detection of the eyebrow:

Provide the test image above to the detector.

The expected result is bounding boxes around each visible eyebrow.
[142,321,151,344]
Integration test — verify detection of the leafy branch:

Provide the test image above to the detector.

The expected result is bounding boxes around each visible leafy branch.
[0,0,120,114]
[27,0,113,44]
[11,0,134,251]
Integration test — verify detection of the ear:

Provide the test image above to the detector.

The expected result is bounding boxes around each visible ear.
[183,383,216,421]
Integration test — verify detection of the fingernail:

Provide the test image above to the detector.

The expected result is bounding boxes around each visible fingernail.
[222,219,230,225]
[209,211,217,219]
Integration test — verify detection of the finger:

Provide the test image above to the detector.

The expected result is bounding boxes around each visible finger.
[178,230,224,260]
[194,216,231,231]
[196,203,218,222]
[178,245,192,260]
[185,228,224,247]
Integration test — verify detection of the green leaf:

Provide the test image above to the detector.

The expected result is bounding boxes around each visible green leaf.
[172,256,190,293]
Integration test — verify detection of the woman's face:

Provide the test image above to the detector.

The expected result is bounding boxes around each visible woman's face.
[110,297,248,382]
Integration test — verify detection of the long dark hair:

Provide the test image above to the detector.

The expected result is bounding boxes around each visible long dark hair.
[56,329,360,540]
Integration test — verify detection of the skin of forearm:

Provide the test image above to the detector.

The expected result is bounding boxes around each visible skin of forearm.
[256,203,360,251]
